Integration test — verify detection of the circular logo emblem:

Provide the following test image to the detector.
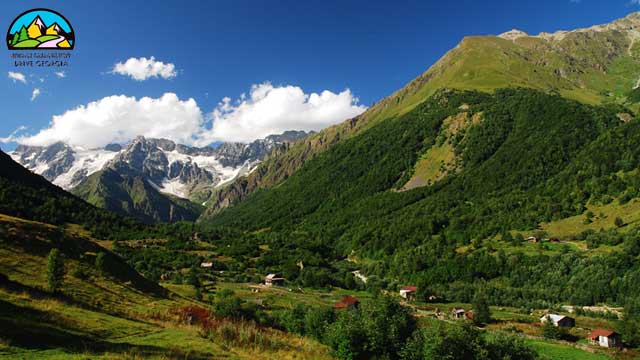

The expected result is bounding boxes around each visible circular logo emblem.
[7,8,75,50]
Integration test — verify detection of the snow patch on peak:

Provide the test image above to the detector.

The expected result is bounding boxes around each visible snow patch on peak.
[215,160,259,188]
[498,29,529,40]
[164,150,219,172]
[159,178,188,198]
[53,148,120,188]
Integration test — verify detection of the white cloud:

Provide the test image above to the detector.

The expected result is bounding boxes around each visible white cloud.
[5,84,367,148]
[8,71,27,84]
[10,93,202,148]
[0,126,27,143]
[55,71,65,78]
[30,88,41,101]
[201,83,367,143]
[111,56,177,81]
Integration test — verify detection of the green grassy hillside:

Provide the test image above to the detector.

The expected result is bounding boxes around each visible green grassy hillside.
[0,214,331,359]
[202,13,640,218]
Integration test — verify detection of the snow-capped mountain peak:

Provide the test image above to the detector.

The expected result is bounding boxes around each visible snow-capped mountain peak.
[10,131,310,200]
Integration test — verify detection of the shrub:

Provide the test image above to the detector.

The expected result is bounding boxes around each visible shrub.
[541,316,563,340]
[472,291,492,326]
[71,265,88,280]
[485,333,538,360]
[401,322,537,360]
[277,304,307,335]
[326,296,416,359]
[304,306,335,340]
[210,290,257,321]
[212,295,244,319]
[202,318,289,351]
[95,252,107,273]
[186,267,201,288]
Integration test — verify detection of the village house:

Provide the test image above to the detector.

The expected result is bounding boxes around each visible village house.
[451,308,466,319]
[399,286,418,301]
[264,273,285,286]
[465,310,475,321]
[200,262,213,269]
[540,314,575,327]
[526,236,537,243]
[333,295,360,310]
[588,329,622,348]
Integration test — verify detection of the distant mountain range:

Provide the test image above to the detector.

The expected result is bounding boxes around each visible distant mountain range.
[10,131,310,222]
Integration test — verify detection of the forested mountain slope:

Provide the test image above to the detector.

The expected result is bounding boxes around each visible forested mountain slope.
[208,89,631,237]
[202,12,640,218]
[0,150,147,239]
[201,89,640,308]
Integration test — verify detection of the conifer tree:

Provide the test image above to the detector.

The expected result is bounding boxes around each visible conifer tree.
[472,291,491,326]
[18,26,29,42]
[47,249,64,293]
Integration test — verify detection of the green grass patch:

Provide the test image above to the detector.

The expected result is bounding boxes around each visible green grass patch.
[12,39,41,48]
[36,35,59,42]
[525,339,612,360]
[540,198,640,239]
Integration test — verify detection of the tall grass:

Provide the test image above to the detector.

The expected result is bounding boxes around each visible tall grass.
[203,318,289,351]
[176,306,290,351]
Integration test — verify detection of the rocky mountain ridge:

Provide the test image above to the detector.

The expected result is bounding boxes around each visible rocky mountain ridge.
[10,130,311,202]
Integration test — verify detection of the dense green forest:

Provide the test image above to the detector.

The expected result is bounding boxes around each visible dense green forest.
[187,89,640,309]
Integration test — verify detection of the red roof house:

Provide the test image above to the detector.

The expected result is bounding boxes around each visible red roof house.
[333,295,360,310]
[588,329,622,348]
[465,310,475,321]
[399,286,418,301]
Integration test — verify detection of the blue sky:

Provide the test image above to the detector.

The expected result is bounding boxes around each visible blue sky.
[9,9,73,34]
[1,0,639,150]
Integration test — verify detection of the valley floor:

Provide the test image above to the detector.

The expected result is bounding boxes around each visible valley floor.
[165,281,637,360]
[0,213,638,359]
[0,214,331,360]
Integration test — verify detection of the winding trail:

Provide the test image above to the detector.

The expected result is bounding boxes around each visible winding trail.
[38,35,65,48]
